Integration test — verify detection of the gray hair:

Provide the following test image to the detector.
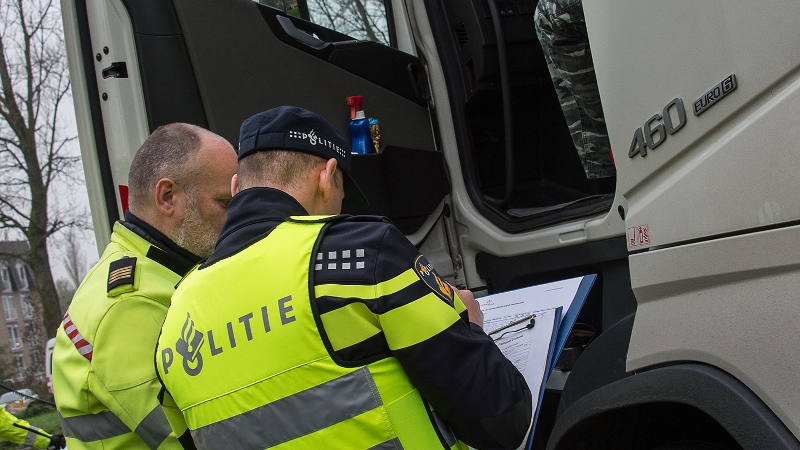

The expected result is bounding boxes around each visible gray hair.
[128,123,207,211]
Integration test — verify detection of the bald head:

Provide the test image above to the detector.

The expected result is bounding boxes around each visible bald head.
[127,123,238,256]
[128,123,219,212]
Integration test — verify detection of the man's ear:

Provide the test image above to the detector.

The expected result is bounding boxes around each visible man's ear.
[231,173,240,196]
[317,158,338,203]
[154,178,179,216]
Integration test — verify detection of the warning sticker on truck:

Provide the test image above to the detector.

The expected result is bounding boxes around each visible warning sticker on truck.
[627,225,651,247]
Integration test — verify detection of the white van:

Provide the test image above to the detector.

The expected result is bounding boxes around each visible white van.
[45,337,55,396]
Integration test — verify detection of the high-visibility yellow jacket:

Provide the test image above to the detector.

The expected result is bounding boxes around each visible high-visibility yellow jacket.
[0,404,51,448]
[158,200,530,450]
[53,219,196,450]
[159,217,467,449]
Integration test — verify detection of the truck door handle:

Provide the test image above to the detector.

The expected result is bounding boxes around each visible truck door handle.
[276,16,327,50]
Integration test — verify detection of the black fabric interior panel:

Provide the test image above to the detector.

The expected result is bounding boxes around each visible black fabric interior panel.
[326,43,423,105]
[119,0,208,130]
[121,0,182,36]
[258,12,425,105]
[134,34,208,130]
[343,146,450,234]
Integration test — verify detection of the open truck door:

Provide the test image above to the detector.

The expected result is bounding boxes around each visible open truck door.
[61,0,455,276]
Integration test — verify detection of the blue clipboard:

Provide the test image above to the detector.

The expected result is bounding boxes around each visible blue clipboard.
[523,274,596,450]
[524,306,562,450]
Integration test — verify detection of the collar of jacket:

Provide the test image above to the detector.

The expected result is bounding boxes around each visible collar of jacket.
[203,187,308,267]
[119,211,202,276]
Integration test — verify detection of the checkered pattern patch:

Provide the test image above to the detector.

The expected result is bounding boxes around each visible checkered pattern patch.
[314,249,366,271]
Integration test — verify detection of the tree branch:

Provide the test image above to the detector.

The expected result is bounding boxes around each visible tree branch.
[0,197,30,227]
[0,33,27,137]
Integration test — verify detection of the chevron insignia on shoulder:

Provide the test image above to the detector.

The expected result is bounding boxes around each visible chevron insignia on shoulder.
[108,257,137,292]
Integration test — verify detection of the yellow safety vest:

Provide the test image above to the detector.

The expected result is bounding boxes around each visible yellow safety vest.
[53,223,190,449]
[158,217,467,449]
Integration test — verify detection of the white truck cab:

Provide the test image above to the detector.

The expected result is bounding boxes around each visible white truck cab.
[60,0,800,448]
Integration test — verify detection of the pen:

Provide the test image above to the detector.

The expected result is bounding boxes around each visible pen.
[488,313,536,335]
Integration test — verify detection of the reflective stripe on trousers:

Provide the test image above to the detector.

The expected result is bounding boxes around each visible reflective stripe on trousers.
[59,405,173,449]
[192,367,403,450]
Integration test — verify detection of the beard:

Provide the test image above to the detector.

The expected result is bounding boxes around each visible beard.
[174,191,219,258]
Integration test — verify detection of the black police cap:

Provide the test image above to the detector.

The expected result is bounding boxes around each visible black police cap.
[238,106,367,203]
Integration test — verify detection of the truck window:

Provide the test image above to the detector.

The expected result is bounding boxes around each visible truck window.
[256,0,392,46]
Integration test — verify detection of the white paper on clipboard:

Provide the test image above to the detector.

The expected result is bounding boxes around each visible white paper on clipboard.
[481,275,596,370]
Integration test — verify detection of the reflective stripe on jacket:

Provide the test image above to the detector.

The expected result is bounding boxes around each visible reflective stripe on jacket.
[158,216,466,449]
[52,222,191,450]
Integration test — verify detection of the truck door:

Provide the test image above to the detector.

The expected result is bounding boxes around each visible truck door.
[62,0,453,273]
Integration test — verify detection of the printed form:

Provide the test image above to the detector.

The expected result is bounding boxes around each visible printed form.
[489,308,559,384]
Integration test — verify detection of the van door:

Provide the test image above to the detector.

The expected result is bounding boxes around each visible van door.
[62,0,453,274]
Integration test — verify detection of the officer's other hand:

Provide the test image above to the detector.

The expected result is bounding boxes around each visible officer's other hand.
[453,285,484,329]
[49,433,66,449]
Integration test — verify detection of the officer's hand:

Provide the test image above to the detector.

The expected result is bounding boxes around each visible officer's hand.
[48,433,66,449]
[453,286,484,329]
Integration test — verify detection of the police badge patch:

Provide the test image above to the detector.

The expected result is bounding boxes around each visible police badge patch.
[413,255,454,305]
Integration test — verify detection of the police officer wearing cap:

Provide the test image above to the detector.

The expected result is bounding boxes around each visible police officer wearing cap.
[53,123,237,449]
[156,106,532,450]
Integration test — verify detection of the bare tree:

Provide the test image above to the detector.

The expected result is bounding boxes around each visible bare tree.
[60,225,86,290]
[0,0,84,337]
[258,0,389,45]
[307,0,389,45]
[55,277,74,315]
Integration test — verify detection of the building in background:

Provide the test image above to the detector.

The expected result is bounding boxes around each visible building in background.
[0,242,47,384]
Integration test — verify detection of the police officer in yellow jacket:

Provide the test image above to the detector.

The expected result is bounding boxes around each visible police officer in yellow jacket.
[52,123,237,449]
[157,107,533,449]
[0,404,64,448]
